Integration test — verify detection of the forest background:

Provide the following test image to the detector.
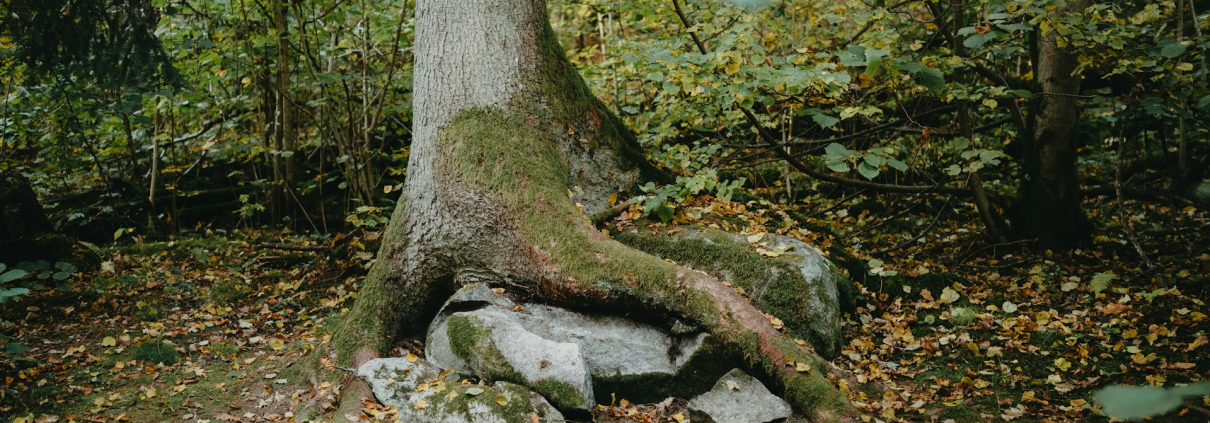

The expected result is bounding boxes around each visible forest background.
[2,0,1209,421]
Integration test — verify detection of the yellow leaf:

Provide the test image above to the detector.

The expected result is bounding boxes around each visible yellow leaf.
[796,362,811,373]
[406,352,418,363]
[672,413,685,422]
[1054,358,1071,371]
[608,193,618,206]
[940,287,961,304]
[101,337,116,347]
[496,394,508,406]
[415,399,427,409]
[269,339,285,351]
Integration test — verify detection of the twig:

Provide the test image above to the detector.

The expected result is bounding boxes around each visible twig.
[256,243,331,252]
[590,202,630,226]
[874,196,952,255]
[1113,127,1161,286]
[807,189,867,218]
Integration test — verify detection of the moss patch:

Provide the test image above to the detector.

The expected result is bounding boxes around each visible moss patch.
[614,227,845,357]
[132,340,179,365]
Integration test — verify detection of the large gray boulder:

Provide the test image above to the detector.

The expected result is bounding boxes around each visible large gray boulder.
[687,369,792,423]
[427,284,731,405]
[445,308,596,412]
[357,357,564,423]
[614,228,850,358]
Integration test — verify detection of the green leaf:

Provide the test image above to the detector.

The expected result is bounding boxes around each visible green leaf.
[824,143,851,157]
[0,287,30,303]
[963,31,999,49]
[655,205,675,223]
[1093,386,1184,420]
[827,162,851,173]
[4,342,30,354]
[857,162,880,180]
[812,113,840,128]
[887,159,909,172]
[864,48,890,66]
[1158,39,1186,58]
[922,69,946,91]
[0,269,29,284]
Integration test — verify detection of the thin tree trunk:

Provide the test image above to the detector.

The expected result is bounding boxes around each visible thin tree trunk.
[329,0,858,420]
[1011,0,1092,248]
[273,0,296,217]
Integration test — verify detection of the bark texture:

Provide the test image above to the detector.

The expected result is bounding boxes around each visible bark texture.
[1012,0,1092,248]
[330,0,858,421]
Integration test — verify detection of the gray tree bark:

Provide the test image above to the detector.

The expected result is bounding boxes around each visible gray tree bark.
[328,0,859,421]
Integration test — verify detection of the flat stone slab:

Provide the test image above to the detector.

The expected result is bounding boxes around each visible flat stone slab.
[427,284,730,404]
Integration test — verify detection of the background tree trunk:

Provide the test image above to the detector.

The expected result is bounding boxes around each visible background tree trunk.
[1012,0,1092,248]
[329,0,858,420]
[0,171,72,264]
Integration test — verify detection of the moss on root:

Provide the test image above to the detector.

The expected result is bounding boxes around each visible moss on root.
[614,227,848,357]
[437,100,855,417]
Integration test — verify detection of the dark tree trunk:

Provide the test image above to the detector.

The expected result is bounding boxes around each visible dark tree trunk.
[1012,0,1092,248]
[326,0,859,421]
[0,171,72,264]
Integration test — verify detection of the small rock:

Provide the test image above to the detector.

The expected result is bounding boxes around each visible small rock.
[688,369,791,423]
[357,357,444,407]
[357,358,564,423]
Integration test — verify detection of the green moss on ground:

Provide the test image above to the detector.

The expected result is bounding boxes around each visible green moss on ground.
[132,340,179,365]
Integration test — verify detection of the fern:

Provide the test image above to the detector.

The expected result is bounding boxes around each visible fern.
[1091,272,1116,294]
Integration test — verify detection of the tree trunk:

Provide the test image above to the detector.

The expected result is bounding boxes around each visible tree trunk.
[328,0,858,421]
[1012,0,1092,248]
[0,171,72,264]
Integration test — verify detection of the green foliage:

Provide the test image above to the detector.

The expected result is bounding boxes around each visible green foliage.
[131,340,179,365]
[1093,383,1210,420]
[1091,272,1116,294]
[1,0,181,88]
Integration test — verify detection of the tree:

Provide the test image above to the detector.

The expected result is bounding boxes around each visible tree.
[328,0,859,421]
[1011,0,1094,248]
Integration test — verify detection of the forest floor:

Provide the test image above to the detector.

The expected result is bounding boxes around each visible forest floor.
[2,195,1209,423]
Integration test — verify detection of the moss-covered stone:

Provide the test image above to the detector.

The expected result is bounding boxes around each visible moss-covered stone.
[614,227,848,358]
[446,312,592,412]
[591,335,731,404]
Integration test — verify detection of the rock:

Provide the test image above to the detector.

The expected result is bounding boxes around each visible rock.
[446,308,596,412]
[754,233,845,358]
[357,357,564,423]
[358,357,446,407]
[427,284,730,405]
[687,369,792,423]
[426,283,517,375]
[614,228,849,358]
